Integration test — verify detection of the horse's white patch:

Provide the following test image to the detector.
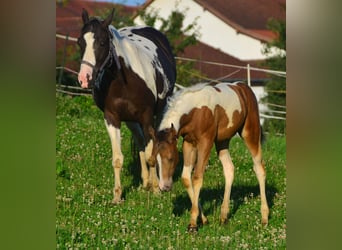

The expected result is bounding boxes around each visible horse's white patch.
[159,82,242,132]
[144,139,154,160]
[104,120,123,167]
[78,32,96,88]
[109,25,170,100]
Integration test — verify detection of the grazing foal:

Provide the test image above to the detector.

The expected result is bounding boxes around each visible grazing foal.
[153,82,269,231]
[77,9,176,204]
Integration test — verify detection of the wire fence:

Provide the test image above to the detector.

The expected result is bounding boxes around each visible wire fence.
[56,33,286,122]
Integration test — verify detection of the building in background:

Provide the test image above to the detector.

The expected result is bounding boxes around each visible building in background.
[56,0,286,123]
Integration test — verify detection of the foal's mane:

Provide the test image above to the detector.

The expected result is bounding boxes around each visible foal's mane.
[165,83,209,111]
[159,83,209,132]
[159,81,242,133]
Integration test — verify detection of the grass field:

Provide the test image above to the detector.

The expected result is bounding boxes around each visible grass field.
[56,93,286,249]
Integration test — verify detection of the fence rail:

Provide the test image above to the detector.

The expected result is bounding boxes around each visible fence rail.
[56,33,286,122]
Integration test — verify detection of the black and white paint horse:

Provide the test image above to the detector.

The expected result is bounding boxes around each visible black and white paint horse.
[77,9,176,204]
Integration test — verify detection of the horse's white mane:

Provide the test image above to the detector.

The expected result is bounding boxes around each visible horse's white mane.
[109,25,171,100]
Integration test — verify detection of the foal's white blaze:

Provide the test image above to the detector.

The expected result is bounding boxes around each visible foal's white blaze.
[157,153,164,189]
[78,32,96,89]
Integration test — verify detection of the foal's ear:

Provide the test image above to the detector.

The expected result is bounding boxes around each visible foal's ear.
[81,8,89,24]
[169,123,178,143]
[103,8,115,27]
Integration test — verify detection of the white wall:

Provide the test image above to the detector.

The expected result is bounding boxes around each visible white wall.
[251,86,268,125]
[134,0,271,61]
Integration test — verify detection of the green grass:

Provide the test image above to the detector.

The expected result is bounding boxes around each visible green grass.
[56,93,286,249]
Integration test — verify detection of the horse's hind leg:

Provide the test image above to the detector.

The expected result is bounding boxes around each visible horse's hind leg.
[241,124,269,225]
[125,122,149,189]
[215,140,234,224]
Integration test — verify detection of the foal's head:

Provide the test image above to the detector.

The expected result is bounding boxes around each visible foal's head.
[154,125,179,191]
[77,9,114,88]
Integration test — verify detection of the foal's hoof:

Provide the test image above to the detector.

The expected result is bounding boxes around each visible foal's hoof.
[151,185,161,194]
[261,218,268,226]
[111,198,124,205]
[201,217,209,226]
[220,217,228,225]
[187,224,198,233]
[142,183,150,191]
[141,183,148,190]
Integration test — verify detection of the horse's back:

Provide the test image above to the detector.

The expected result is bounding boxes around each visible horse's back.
[126,26,176,92]
[109,25,176,102]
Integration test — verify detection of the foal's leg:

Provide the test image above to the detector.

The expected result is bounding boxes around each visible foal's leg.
[251,144,269,225]
[182,141,207,225]
[242,129,269,225]
[184,140,212,231]
[105,119,124,204]
[125,122,149,188]
[216,140,235,224]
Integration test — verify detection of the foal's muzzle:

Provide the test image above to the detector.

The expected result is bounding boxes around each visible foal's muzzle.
[159,180,173,192]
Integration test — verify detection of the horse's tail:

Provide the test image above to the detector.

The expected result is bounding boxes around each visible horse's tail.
[130,135,139,162]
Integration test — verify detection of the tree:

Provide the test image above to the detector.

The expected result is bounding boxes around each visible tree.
[261,18,286,135]
[137,6,202,86]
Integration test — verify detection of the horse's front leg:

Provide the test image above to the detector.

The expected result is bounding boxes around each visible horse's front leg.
[125,122,149,189]
[143,125,159,193]
[104,119,124,204]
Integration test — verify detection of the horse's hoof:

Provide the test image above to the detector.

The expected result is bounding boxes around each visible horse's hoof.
[187,224,198,233]
[111,198,124,205]
[201,217,209,225]
[220,218,228,225]
[261,218,268,226]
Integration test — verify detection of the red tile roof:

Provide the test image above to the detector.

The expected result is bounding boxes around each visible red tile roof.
[194,0,285,42]
[56,0,283,83]
[56,0,138,37]
[141,0,285,42]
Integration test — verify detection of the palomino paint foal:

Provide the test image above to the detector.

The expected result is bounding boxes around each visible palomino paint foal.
[153,82,269,231]
[77,9,176,204]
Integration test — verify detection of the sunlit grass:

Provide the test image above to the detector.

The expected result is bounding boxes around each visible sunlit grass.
[56,93,286,249]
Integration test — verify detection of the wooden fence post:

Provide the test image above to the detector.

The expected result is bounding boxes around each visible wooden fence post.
[247,63,251,86]
[58,33,69,86]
